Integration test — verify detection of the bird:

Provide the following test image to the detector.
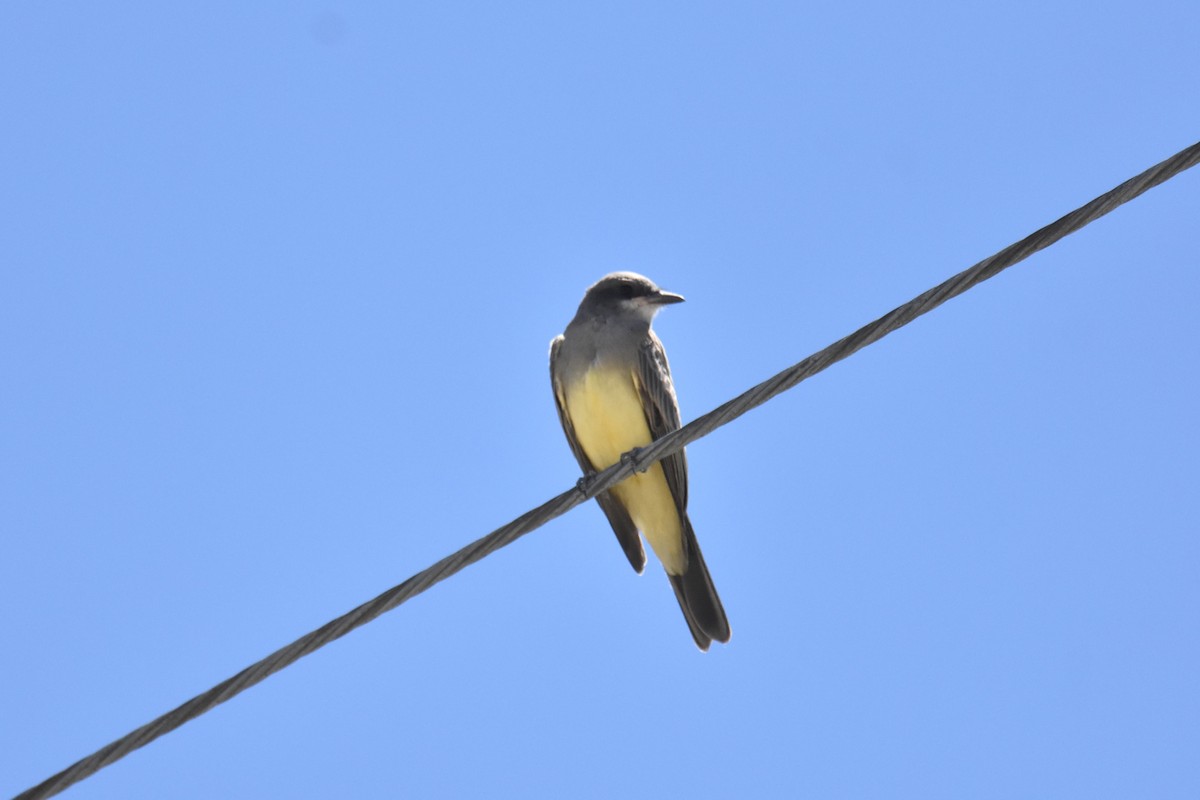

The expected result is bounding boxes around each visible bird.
[549,272,730,650]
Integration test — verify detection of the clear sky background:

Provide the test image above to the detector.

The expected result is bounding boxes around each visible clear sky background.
[3,3,1197,798]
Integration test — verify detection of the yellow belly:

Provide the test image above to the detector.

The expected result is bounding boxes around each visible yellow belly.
[565,365,685,574]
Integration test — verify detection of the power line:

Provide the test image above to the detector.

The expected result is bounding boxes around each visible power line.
[15,140,1200,800]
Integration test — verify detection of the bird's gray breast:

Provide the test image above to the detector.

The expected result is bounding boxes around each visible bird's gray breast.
[557,316,645,383]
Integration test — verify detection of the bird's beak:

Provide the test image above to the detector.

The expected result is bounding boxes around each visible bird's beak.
[649,289,685,305]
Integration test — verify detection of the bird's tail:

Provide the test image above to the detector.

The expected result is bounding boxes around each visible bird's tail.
[668,517,731,651]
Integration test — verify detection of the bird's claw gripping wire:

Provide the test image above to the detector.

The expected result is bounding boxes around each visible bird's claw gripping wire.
[576,448,648,499]
[621,447,650,474]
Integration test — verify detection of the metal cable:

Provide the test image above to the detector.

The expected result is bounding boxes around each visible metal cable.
[15,140,1199,800]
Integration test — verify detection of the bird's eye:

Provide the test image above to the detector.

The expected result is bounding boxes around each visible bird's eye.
[618,283,636,299]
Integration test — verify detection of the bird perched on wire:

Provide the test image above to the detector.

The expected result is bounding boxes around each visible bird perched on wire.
[550,272,730,650]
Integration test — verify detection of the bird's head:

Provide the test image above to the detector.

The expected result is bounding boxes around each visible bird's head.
[577,272,685,325]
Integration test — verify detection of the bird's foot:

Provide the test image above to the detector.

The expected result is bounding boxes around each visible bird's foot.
[621,447,649,474]
[575,473,595,497]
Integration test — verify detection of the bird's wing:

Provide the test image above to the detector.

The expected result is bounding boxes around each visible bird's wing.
[634,330,688,512]
[637,333,730,646]
[550,335,647,573]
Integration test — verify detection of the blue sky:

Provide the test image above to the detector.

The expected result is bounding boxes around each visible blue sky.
[3,3,1198,798]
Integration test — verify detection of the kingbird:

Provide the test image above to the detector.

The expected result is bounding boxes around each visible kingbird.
[550,272,730,650]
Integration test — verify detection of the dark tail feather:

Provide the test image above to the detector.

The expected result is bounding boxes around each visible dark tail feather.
[668,517,731,651]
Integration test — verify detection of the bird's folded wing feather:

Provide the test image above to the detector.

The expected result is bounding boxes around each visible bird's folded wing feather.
[634,331,689,514]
